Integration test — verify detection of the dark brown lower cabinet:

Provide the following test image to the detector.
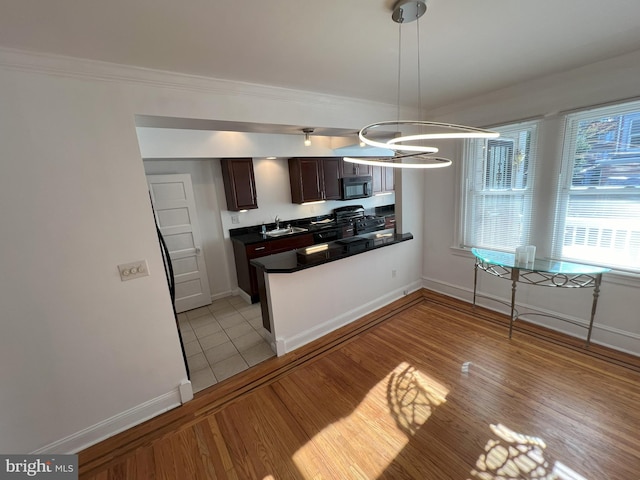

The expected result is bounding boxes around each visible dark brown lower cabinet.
[232,234,314,304]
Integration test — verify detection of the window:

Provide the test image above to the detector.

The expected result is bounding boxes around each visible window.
[554,102,640,271]
[460,99,640,273]
[462,121,538,251]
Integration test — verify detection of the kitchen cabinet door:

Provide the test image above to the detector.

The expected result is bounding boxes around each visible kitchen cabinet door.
[339,159,371,177]
[321,158,341,200]
[221,158,258,211]
[372,165,383,194]
[383,165,395,192]
[372,165,395,194]
[289,158,322,203]
[289,157,341,203]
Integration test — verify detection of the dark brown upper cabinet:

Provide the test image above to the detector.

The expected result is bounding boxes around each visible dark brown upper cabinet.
[372,165,395,195]
[221,158,258,211]
[289,157,341,204]
[339,158,372,177]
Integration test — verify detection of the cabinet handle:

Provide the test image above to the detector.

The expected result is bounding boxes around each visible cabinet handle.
[255,246,266,251]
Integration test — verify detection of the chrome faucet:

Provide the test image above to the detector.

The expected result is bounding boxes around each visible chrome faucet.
[275,215,280,229]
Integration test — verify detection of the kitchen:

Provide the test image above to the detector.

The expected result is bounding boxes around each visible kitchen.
[139,126,402,304]
[139,124,413,391]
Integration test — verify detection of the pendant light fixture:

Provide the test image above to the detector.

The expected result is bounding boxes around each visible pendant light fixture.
[344,0,498,169]
[302,128,313,146]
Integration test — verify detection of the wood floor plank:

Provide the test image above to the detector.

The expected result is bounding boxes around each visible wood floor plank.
[133,447,154,480]
[194,418,234,479]
[151,436,176,480]
[79,289,640,479]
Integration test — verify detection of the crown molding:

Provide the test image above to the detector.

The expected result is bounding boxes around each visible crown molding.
[0,46,391,110]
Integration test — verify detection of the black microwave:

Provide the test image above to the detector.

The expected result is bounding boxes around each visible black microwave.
[340,175,373,200]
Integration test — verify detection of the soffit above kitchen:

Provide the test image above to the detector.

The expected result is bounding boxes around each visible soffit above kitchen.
[135,115,358,137]
[1,0,640,113]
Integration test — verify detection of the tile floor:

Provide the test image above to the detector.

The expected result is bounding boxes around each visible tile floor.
[177,296,276,393]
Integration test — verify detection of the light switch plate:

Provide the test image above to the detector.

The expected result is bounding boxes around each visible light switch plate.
[118,260,149,281]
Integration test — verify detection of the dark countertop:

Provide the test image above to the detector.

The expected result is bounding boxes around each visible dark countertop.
[250,231,413,273]
[230,225,318,246]
[230,204,395,246]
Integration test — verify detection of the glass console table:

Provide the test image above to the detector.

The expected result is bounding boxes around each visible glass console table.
[471,248,610,346]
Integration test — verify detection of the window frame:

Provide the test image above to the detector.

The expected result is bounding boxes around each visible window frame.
[460,120,539,252]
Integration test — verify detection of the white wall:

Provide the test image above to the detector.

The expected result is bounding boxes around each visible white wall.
[422,49,640,355]
[0,48,405,453]
[0,66,187,453]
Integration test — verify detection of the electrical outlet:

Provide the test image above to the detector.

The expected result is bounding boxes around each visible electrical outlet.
[118,260,149,281]
[392,269,397,278]
[231,215,240,224]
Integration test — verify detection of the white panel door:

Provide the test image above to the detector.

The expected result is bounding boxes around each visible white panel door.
[147,174,212,313]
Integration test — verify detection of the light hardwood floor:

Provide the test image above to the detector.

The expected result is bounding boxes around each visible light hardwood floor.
[79,290,640,479]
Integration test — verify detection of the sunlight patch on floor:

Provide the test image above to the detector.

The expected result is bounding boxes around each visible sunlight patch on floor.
[387,362,449,436]
[292,362,449,479]
[470,424,587,480]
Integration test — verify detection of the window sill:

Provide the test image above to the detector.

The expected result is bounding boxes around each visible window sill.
[449,245,474,259]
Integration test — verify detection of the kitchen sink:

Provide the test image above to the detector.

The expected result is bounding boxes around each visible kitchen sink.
[265,226,308,237]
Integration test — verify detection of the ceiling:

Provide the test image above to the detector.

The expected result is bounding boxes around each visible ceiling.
[2,0,640,114]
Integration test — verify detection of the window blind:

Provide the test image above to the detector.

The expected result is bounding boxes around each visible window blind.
[462,121,538,251]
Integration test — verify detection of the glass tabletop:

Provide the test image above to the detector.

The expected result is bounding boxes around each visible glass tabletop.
[471,248,610,275]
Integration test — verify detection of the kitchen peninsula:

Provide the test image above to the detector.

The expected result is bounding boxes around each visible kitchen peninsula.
[229,204,418,356]
[251,231,413,357]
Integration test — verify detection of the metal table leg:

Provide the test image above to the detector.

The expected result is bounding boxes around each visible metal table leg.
[508,268,519,339]
[473,261,478,306]
[586,273,603,346]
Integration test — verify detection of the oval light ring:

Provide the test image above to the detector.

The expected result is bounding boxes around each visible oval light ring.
[359,120,499,154]
[343,156,452,169]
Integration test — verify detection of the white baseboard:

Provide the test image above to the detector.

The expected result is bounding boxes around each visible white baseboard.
[31,388,182,454]
[179,381,193,403]
[422,276,640,357]
[232,288,252,305]
[210,289,235,302]
[277,280,422,355]
[422,276,474,304]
